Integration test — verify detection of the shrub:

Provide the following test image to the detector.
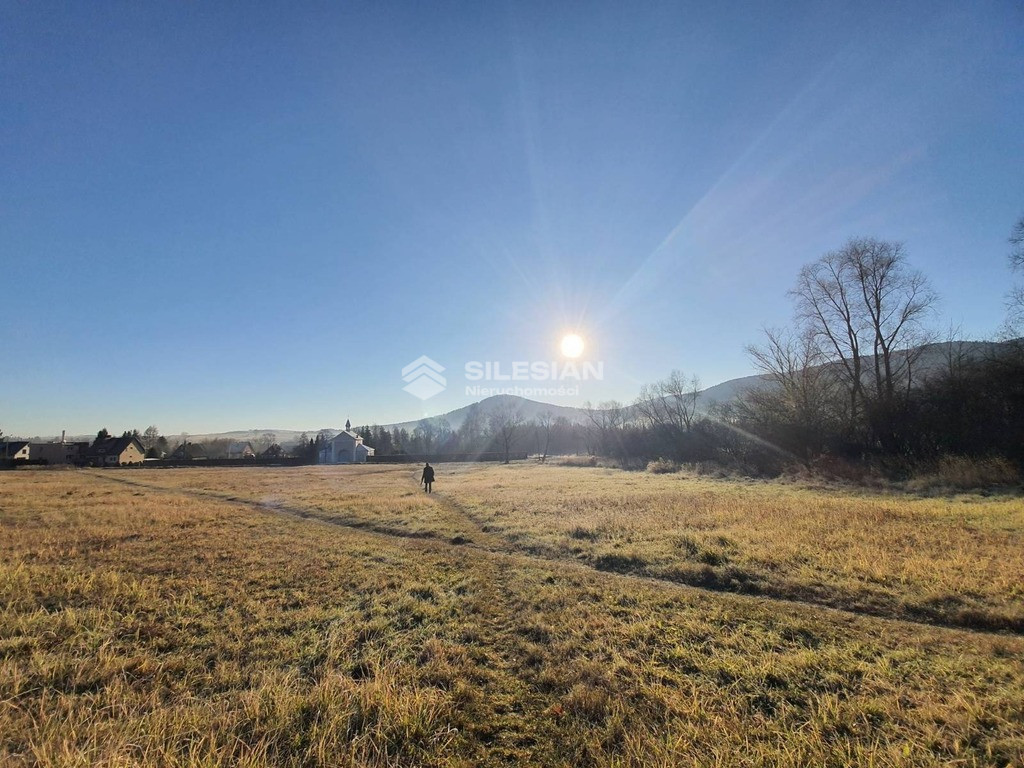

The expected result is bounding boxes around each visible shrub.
[557,455,598,468]
[908,455,1020,492]
[807,454,873,484]
[615,457,648,471]
[646,458,681,474]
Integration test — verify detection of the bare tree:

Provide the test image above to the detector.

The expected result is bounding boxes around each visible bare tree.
[1011,213,1024,271]
[253,431,277,453]
[740,328,842,458]
[582,400,625,456]
[748,329,836,412]
[1007,213,1024,334]
[414,419,437,455]
[939,324,973,391]
[458,404,485,453]
[633,370,701,434]
[487,402,524,463]
[849,239,936,406]
[792,237,936,442]
[434,418,454,449]
[792,247,865,431]
[536,411,554,463]
[142,425,160,450]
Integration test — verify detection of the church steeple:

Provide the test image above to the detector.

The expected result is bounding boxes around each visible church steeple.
[345,418,351,431]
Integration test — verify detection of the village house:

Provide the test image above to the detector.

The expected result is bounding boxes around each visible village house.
[318,430,374,464]
[2,440,31,461]
[89,435,146,466]
[30,440,88,465]
[226,441,256,459]
[170,441,205,460]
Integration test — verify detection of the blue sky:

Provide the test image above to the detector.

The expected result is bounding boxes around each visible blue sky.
[2,1,1022,437]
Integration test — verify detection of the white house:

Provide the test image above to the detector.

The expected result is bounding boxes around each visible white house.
[318,430,374,464]
[227,441,256,459]
[89,435,146,466]
[2,441,31,460]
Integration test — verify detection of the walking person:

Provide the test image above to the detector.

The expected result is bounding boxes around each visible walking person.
[420,462,435,493]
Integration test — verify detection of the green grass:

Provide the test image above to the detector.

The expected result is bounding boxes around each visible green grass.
[1,467,1023,766]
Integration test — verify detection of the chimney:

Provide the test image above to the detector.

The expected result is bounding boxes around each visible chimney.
[61,430,66,444]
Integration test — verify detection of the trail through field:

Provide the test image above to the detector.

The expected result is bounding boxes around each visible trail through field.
[87,471,1020,640]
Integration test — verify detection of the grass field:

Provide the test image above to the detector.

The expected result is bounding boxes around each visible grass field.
[1,464,1023,766]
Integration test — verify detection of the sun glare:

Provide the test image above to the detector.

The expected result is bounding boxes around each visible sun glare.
[560,333,585,358]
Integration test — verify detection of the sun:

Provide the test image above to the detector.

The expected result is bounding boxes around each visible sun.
[560,333,585,358]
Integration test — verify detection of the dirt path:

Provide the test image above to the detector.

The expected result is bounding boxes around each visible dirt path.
[88,471,1018,640]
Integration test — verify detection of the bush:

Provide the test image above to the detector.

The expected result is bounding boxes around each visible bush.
[685,460,741,478]
[807,455,873,484]
[557,455,598,468]
[646,458,681,474]
[615,456,648,471]
[908,455,1020,492]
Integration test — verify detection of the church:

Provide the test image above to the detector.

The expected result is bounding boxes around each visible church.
[317,421,374,464]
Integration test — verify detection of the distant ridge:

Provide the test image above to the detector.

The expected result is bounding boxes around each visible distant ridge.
[31,340,1014,445]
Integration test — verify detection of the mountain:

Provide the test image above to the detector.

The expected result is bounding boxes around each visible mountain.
[382,394,592,432]
[381,382,768,433]
[31,339,1015,445]
[693,373,768,408]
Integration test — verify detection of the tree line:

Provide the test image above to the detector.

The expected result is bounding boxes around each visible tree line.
[591,218,1024,477]
[292,403,593,464]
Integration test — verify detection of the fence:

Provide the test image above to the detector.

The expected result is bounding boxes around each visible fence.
[2,454,528,470]
[0,459,49,470]
[131,457,308,468]
[368,452,527,464]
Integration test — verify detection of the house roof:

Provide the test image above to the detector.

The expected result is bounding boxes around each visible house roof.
[171,442,205,458]
[3,440,29,455]
[227,441,254,452]
[329,430,362,443]
[91,435,144,456]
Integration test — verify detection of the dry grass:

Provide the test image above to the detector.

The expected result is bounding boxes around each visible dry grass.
[907,456,1022,494]
[1,467,1023,766]
[418,463,1024,632]
[95,462,1024,630]
[555,455,598,468]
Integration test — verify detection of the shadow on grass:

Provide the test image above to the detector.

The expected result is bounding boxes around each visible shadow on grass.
[590,552,1024,635]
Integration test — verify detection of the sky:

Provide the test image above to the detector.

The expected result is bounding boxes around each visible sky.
[2,1,1023,437]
